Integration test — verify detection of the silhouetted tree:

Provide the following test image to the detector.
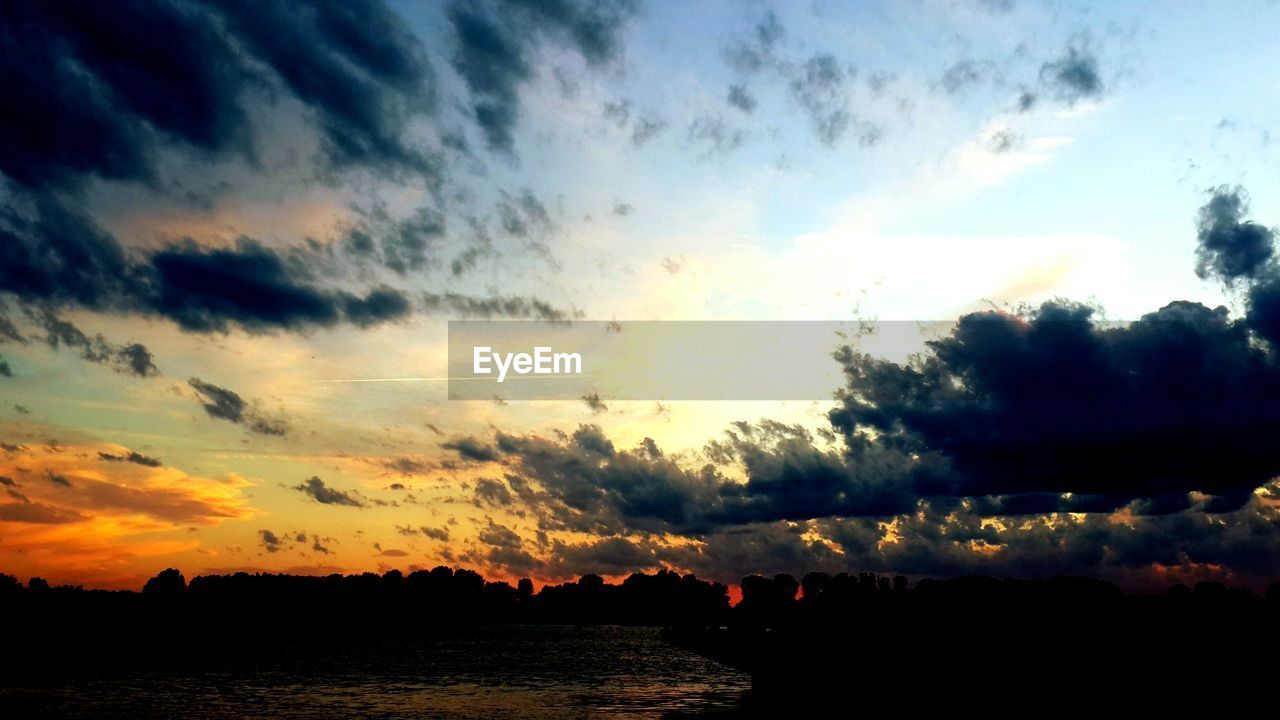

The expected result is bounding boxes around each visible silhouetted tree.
[143,568,186,595]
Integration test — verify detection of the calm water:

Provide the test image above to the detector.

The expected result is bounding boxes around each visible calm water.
[1,625,751,718]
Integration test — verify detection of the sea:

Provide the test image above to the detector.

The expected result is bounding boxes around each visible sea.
[0,625,751,718]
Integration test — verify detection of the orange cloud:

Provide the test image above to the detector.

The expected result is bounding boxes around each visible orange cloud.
[0,441,258,588]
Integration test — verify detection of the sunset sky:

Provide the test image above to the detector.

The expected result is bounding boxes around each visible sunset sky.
[4,0,1280,591]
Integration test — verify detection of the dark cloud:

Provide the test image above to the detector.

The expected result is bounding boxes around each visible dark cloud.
[397,524,452,541]
[0,1,445,337]
[581,393,608,414]
[0,196,139,315]
[295,476,365,507]
[340,286,414,328]
[0,0,437,190]
[789,54,855,146]
[485,425,725,535]
[470,191,1280,585]
[722,11,784,75]
[828,299,1280,512]
[475,478,514,506]
[443,437,501,462]
[496,190,557,259]
[259,529,284,553]
[342,204,447,276]
[940,59,992,95]
[421,526,451,542]
[0,358,9,378]
[115,343,159,378]
[383,457,432,476]
[188,378,289,436]
[629,117,667,147]
[1038,44,1103,104]
[477,520,539,570]
[97,450,163,468]
[0,498,84,524]
[447,0,640,153]
[687,115,746,156]
[987,128,1018,154]
[0,196,418,334]
[211,0,438,175]
[722,14,876,147]
[149,238,413,333]
[1195,186,1275,284]
[422,292,575,321]
[601,93,666,147]
[545,535,660,576]
[726,84,758,114]
[25,308,159,377]
[47,473,72,488]
[0,306,25,344]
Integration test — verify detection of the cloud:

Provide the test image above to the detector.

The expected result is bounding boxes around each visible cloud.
[294,476,364,507]
[0,441,255,528]
[422,292,574,320]
[581,393,608,414]
[443,437,500,462]
[188,378,289,436]
[97,450,163,468]
[1195,186,1275,284]
[940,59,994,95]
[474,478,514,506]
[259,529,284,553]
[720,12,877,147]
[211,0,438,175]
[25,308,158,377]
[447,0,640,153]
[722,11,784,75]
[789,54,856,146]
[726,84,757,114]
[828,298,1280,512]
[469,193,1280,583]
[0,499,85,524]
[687,114,746,156]
[421,526,450,542]
[0,2,450,337]
[1038,44,1104,105]
[477,519,539,571]
[630,117,667,147]
[0,197,420,334]
[150,238,414,333]
[0,0,437,190]
[343,205,447,276]
[383,457,433,476]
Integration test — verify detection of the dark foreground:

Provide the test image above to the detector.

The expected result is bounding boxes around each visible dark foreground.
[1,625,749,719]
[4,568,1279,716]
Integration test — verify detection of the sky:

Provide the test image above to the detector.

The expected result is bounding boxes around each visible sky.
[3,0,1280,591]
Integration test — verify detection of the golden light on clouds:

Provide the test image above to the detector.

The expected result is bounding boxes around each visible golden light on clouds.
[0,441,258,587]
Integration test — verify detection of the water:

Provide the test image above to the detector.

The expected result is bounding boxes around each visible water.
[0,625,751,718]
